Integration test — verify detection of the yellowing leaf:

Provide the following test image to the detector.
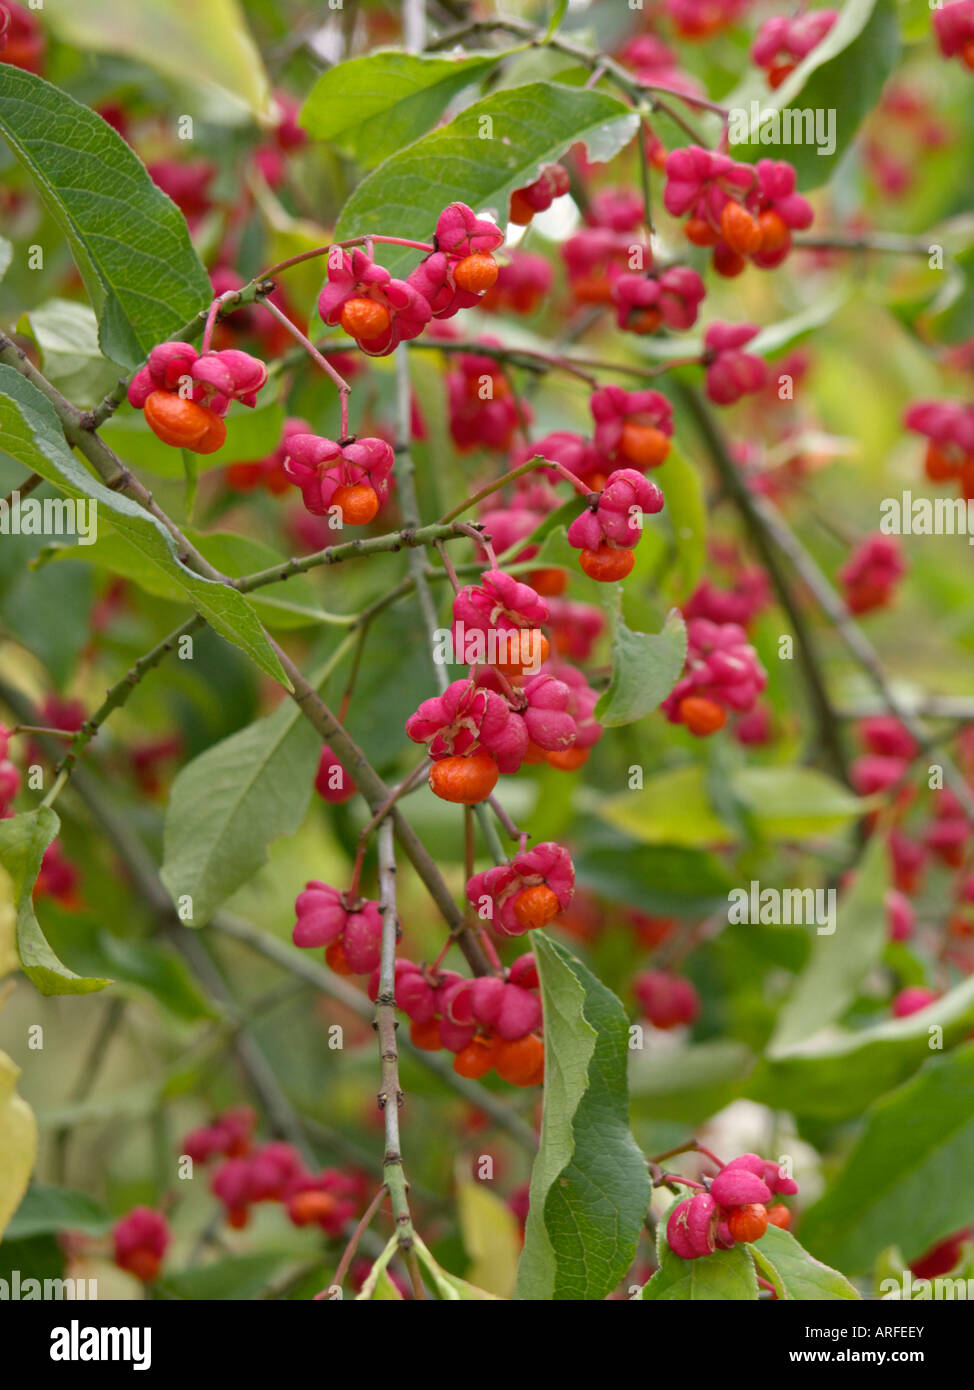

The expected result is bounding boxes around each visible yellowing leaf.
[45,0,274,122]
[456,1175,521,1298]
[0,1048,37,1239]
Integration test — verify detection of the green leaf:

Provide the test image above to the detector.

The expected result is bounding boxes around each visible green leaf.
[336,83,639,278]
[5,1185,111,1241]
[598,763,866,848]
[160,1252,289,1300]
[630,1041,755,1124]
[749,1225,860,1300]
[0,809,111,997]
[44,0,273,121]
[17,300,121,409]
[769,833,888,1052]
[595,606,686,727]
[800,1048,974,1273]
[100,401,285,478]
[898,0,932,39]
[365,1266,406,1300]
[732,767,869,839]
[2,556,93,687]
[413,1235,501,1301]
[354,1235,398,1300]
[0,366,289,687]
[599,764,733,848]
[576,840,735,917]
[516,935,651,1301]
[96,933,217,1021]
[545,0,569,39]
[42,527,343,632]
[189,531,349,630]
[641,1241,758,1300]
[747,974,974,1121]
[0,67,210,366]
[724,0,900,189]
[0,237,11,285]
[161,694,320,925]
[653,447,707,600]
[301,50,513,168]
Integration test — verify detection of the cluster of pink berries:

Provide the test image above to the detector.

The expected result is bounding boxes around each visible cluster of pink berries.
[838,534,907,615]
[508,163,572,226]
[283,432,394,525]
[319,202,502,355]
[684,566,770,629]
[182,1104,255,1161]
[559,192,708,337]
[127,341,268,454]
[482,386,675,584]
[664,148,814,276]
[406,658,601,805]
[665,0,754,41]
[638,554,773,744]
[665,1152,798,1259]
[368,953,545,1085]
[447,343,525,453]
[751,9,837,88]
[840,712,974,1006]
[112,1207,171,1283]
[466,841,575,935]
[662,616,768,736]
[905,398,974,498]
[633,969,700,1029]
[0,0,44,73]
[212,1143,361,1234]
[182,1106,364,1233]
[292,882,383,976]
[702,322,769,406]
[566,468,665,580]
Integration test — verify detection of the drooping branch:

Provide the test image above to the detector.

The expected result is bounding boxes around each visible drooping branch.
[677,382,851,785]
[211,913,538,1151]
[0,333,493,973]
[745,490,974,824]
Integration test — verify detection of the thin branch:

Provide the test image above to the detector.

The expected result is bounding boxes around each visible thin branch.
[794,233,937,256]
[231,519,484,592]
[260,297,352,438]
[330,1186,389,1295]
[408,336,687,384]
[53,616,202,781]
[210,913,537,1151]
[374,818,420,1292]
[2,472,43,508]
